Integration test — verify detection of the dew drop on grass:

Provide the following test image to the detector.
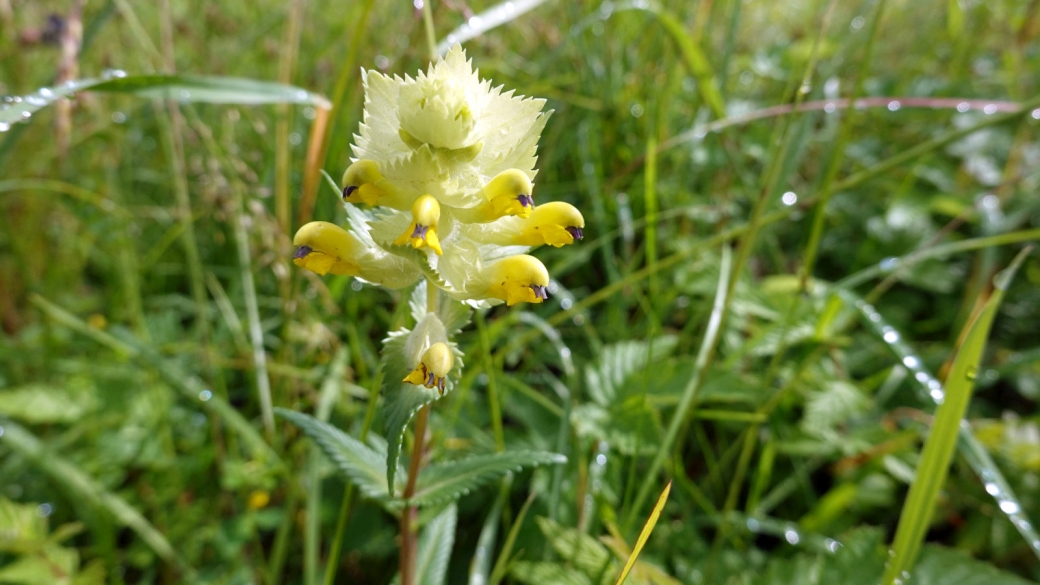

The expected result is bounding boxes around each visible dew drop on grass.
[783,526,800,545]
[1032,109,1040,120]
[966,366,978,380]
[887,100,901,111]
[983,104,998,115]
[824,101,836,113]
[902,356,919,368]
[781,191,797,206]
[882,327,899,344]
[824,538,841,552]
[1000,500,1020,514]
[957,102,970,112]
[0,122,10,132]
[199,389,213,401]
[879,257,899,272]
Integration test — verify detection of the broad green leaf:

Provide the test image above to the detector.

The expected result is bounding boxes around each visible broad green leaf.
[509,561,595,585]
[1,74,329,126]
[882,248,1031,584]
[536,517,614,578]
[411,451,566,507]
[584,336,678,406]
[0,384,93,424]
[416,503,457,585]
[276,409,392,503]
[911,544,1035,585]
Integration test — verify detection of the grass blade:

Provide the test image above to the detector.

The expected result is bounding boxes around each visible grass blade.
[614,481,671,585]
[882,247,1032,584]
[625,245,731,528]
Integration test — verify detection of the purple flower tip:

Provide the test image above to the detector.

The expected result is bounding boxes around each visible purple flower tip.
[293,245,313,259]
[566,226,584,240]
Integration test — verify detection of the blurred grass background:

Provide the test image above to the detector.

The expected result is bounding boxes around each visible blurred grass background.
[2,0,1040,583]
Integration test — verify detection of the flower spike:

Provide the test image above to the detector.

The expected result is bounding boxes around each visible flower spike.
[484,254,550,306]
[393,194,443,255]
[404,342,455,394]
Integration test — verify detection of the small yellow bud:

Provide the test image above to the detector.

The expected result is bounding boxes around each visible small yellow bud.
[481,169,535,220]
[403,342,455,394]
[292,221,362,276]
[515,202,585,247]
[393,195,443,255]
[341,160,387,206]
[247,490,271,510]
[486,255,550,306]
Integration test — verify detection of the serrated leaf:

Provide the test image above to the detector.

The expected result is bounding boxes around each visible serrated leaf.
[416,503,457,585]
[276,409,392,502]
[536,517,614,578]
[584,336,678,406]
[509,561,595,585]
[911,544,1035,585]
[411,451,566,507]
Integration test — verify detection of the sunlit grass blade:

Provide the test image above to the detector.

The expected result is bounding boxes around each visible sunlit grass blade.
[614,481,671,585]
[1,73,330,126]
[882,247,1032,584]
[436,0,550,55]
[840,286,1040,562]
[625,245,731,528]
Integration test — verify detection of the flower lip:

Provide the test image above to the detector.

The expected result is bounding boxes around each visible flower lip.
[342,185,358,199]
[517,194,534,208]
[566,226,584,240]
[411,224,430,239]
[530,284,549,300]
[293,245,314,259]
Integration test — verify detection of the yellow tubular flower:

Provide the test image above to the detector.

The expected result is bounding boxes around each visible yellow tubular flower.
[477,169,535,221]
[292,221,362,276]
[485,254,550,306]
[403,342,454,394]
[341,160,388,206]
[393,194,443,255]
[514,202,585,247]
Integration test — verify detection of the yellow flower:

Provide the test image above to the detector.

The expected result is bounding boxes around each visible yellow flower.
[483,255,550,306]
[292,220,422,288]
[403,342,455,394]
[292,221,362,276]
[393,194,443,255]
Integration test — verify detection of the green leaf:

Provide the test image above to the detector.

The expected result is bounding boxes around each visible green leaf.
[276,409,393,503]
[911,544,1035,585]
[882,248,1031,584]
[584,336,678,406]
[509,561,594,585]
[1,74,329,126]
[0,422,191,576]
[0,384,93,424]
[416,503,457,585]
[535,517,614,578]
[411,451,566,507]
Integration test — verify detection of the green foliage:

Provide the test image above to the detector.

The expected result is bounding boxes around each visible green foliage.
[276,409,394,503]
[411,451,566,507]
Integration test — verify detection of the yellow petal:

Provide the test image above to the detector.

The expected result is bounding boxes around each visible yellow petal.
[515,202,585,247]
[486,255,550,306]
